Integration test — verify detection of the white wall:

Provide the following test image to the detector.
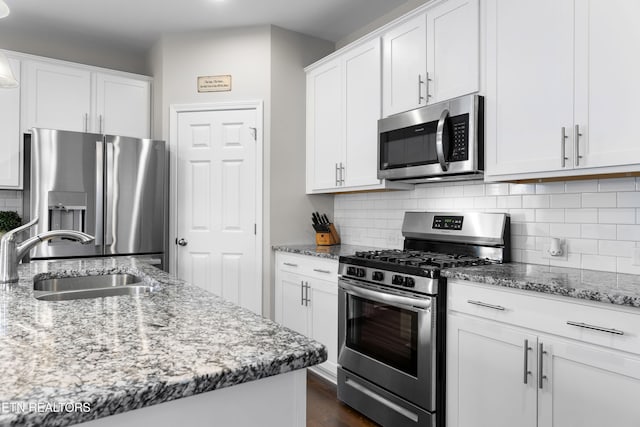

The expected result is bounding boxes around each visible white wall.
[335,178,640,274]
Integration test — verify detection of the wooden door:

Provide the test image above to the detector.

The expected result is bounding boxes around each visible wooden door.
[176,108,260,314]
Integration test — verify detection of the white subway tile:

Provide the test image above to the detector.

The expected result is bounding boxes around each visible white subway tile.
[512,235,536,250]
[565,209,598,223]
[535,236,547,251]
[522,250,550,266]
[497,195,522,209]
[523,195,550,208]
[523,223,550,237]
[550,194,581,208]
[598,208,636,224]
[637,177,640,191]
[550,223,581,238]
[565,180,598,193]
[511,223,525,236]
[443,186,464,197]
[453,198,475,209]
[637,208,640,224]
[566,238,598,255]
[598,178,636,192]
[474,196,497,209]
[581,192,617,208]
[581,224,617,240]
[581,254,617,272]
[535,182,565,194]
[485,183,510,196]
[535,209,565,223]
[402,199,418,209]
[509,209,535,222]
[510,249,524,263]
[549,253,582,269]
[463,184,485,197]
[618,192,640,207]
[616,258,640,275]
[617,225,640,241]
[509,183,536,195]
[598,240,635,257]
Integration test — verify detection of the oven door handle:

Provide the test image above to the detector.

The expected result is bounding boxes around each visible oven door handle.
[339,279,432,311]
[435,108,450,172]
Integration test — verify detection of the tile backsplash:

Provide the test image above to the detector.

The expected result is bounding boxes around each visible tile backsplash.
[334,177,640,274]
[0,190,23,218]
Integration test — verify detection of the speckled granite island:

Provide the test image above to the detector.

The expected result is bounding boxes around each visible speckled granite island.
[0,257,326,427]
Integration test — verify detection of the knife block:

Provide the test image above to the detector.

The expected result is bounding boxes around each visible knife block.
[316,224,341,246]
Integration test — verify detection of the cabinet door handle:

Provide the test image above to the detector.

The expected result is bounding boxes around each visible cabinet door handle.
[425,71,432,101]
[84,113,89,132]
[300,280,305,306]
[566,321,624,336]
[99,114,104,134]
[335,163,339,187]
[467,300,506,311]
[418,74,425,104]
[283,262,298,267]
[561,127,569,167]
[340,162,345,185]
[538,343,547,389]
[523,339,532,384]
[304,282,310,306]
[313,268,331,274]
[574,124,583,166]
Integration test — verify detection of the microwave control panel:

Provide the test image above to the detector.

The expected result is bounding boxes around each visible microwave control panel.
[449,114,469,162]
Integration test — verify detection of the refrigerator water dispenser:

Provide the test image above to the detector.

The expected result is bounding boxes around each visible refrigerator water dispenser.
[48,191,87,237]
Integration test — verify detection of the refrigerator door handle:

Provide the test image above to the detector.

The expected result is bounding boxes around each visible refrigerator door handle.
[105,141,114,246]
[95,141,104,246]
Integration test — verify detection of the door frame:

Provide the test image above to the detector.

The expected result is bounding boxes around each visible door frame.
[168,101,264,296]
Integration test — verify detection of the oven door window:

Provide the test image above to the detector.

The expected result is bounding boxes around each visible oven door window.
[346,294,418,377]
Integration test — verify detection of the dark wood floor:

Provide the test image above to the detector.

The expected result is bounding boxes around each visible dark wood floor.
[307,371,380,427]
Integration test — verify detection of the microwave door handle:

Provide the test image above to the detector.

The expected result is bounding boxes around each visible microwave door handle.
[435,109,450,172]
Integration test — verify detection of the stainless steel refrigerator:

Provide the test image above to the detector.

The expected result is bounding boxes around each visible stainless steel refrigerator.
[23,128,167,268]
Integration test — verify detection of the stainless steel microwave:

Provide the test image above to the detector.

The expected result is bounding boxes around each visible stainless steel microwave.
[377,94,484,183]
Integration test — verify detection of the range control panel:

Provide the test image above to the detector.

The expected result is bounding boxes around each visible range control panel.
[432,215,464,231]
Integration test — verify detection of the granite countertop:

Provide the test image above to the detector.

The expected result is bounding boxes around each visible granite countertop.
[272,244,384,260]
[443,263,640,308]
[0,257,326,426]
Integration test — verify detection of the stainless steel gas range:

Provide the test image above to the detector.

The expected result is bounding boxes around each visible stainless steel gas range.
[337,211,510,427]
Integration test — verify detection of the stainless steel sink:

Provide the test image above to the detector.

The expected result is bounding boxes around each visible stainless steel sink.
[34,273,152,301]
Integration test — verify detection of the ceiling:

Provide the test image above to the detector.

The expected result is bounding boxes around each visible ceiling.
[0,0,410,53]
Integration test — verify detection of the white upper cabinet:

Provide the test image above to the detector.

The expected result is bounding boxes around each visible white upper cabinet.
[382,15,427,117]
[0,56,22,188]
[382,0,479,117]
[95,73,151,139]
[24,60,92,133]
[485,0,640,180]
[23,59,152,139]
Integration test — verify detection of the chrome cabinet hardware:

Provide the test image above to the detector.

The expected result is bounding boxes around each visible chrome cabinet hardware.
[84,113,89,132]
[425,72,432,100]
[313,268,331,274]
[467,299,506,311]
[283,262,298,267]
[99,115,104,134]
[300,280,305,305]
[418,74,425,104]
[561,127,569,167]
[574,124,583,166]
[301,281,310,306]
[566,321,624,336]
[176,238,188,246]
[538,343,547,389]
[523,339,532,384]
[335,163,339,187]
[339,162,345,185]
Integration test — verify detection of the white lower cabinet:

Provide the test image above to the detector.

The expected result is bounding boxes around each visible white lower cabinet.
[448,280,640,427]
[274,253,338,380]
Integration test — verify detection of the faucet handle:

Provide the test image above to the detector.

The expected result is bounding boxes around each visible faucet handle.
[2,217,38,241]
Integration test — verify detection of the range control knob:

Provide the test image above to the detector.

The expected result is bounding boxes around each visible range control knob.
[404,277,416,288]
[346,266,357,276]
[392,275,405,286]
[356,268,366,278]
[372,271,385,282]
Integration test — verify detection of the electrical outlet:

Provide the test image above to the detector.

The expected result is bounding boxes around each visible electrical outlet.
[633,248,640,266]
[542,238,568,261]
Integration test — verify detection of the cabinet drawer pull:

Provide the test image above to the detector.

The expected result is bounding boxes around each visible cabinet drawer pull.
[523,339,532,385]
[574,124,583,166]
[561,127,569,167]
[418,74,425,104]
[538,343,547,389]
[566,321,624,336]
[313,268,331,274]
[467,300,506,311]
[283,262,298,267]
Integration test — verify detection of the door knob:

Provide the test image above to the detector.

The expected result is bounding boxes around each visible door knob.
[176,238,188,246]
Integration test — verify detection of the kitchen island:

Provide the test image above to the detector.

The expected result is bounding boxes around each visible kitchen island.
[0,257,326,426]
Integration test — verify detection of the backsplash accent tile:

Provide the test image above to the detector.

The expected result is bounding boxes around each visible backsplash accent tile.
[334,178,640,273]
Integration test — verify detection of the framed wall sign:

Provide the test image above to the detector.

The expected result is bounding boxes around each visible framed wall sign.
[198,75,232,92]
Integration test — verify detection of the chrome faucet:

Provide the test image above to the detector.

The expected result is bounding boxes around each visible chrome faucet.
[0,218,94,284]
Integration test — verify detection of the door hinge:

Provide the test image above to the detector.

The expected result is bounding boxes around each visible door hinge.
[249,127,257,141]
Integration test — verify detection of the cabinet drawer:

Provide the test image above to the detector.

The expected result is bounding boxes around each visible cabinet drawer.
[448,280,640,355]
[276,252,338,281]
